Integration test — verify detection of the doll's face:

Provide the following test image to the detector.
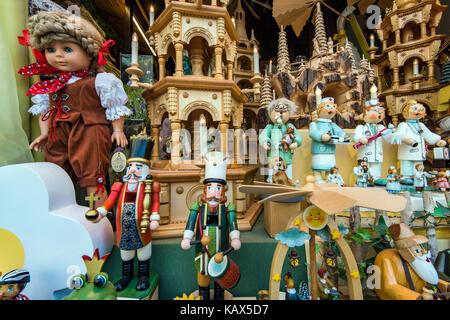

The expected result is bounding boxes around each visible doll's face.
[405,103,426,120]
[319,103,337,120]
[45,41,92,72]
[364,106,385,124]
[270,108,290,125]
[0,283,21,300]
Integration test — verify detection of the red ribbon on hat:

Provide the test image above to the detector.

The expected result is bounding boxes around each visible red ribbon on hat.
[17,30,47,64]
[95,175,106,195]
[98,40,115,66]
[18,62,89,95]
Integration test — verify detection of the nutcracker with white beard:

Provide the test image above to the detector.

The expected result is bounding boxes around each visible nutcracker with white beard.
[86,131,160,292]
[375,223,449,300]
[181,152,240,300]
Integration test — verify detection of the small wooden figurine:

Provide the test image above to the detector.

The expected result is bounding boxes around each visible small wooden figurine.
[283,272,300,300]
[386,166,402,194]
[435,171,450,192]
[317,268,338,300]
[181,152,241,300]
[327,166,344,186]
[374,223,449,300]
[309,97,348,182]
[86,131,160,292]
[353,157,373,188]
[259,98,302,182]
[0,269,30,300]
[413,163,433,193]
[395,100,446,179]
[353,86,400,180]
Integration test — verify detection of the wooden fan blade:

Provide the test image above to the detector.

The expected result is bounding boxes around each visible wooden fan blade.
[328,187,408,212]
[309,190,357,214]
[258,190,311,203]
[238,185,300,195]
[316,183,342,190]
[253,181,291,187]
[249,0,272,10]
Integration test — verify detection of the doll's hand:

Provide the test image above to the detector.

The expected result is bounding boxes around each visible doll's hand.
[359,137,368,145]
[231,238,241,251]
[436,140,447,147]
[111,131,128,148]
[150,220,159,231]
[321,134,331,142]
[29,134,48,152]
[402,137,416,146]
[181,238,191,250]
[263,142,271,150]
[289,142,298,150]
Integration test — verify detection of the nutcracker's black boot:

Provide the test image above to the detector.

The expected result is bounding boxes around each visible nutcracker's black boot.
[114,259,134,292]
[199,286,210,300]
[214,281,224,300]
[136,259,150,291]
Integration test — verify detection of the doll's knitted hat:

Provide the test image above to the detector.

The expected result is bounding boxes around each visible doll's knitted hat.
[28,11,104,61]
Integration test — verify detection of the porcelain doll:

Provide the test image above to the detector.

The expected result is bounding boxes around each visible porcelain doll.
[181,152,240,300]
[309,97,347,182]
[353,89,401,180]
[386,166,402,194]
[353,157,373,188]
[0,269,31,300]
[327,166,344,186]
[19,11,131,206]
[435,171,450,192]
[395,100,446,179]
[86,132,160,292]
[259,98,302,183]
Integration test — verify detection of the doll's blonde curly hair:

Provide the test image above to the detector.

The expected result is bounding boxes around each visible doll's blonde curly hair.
[28,11,104,70]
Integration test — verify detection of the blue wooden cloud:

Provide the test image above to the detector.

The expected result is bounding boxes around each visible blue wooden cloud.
[275,228,311,248]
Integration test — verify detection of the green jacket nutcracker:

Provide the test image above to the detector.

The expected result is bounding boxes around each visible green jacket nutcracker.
[181,152,241,300]
[259,98,302,183]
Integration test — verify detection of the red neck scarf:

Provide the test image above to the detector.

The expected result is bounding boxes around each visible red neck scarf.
[18,62,90,96]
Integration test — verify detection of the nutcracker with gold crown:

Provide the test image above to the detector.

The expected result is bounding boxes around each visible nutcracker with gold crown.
[85,130,160,292]
[180,152,241,300]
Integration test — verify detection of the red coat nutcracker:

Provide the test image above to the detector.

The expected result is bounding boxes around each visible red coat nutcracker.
[86,131,160,292]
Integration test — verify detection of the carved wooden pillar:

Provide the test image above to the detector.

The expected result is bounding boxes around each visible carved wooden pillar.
[159,183,170,225]
[158,55,167,80]
[395,29,401,44]
[189,37,205,76]
[170,120,182,167]
[151,124,161,161]
[227,61,233,80]
[214,46,224,79]
[393,67,400,88]
[382,39,387,51]
[420,22,427,38]
[427,60,435,82]
[174,42,184,77]
[219,121,229,156]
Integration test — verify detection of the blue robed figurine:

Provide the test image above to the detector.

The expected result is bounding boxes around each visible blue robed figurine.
[309,97,347,182]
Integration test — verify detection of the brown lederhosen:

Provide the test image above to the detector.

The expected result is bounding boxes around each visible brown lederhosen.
[44,77,112,188]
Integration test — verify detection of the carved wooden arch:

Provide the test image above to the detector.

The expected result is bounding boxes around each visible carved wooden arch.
[182,100,220,122]
[268,211,363,300]
[161,33,175,56]
[399,53,427,68]
[154,104,168,125]
[399,16,422,30]
[183,27,215,47]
